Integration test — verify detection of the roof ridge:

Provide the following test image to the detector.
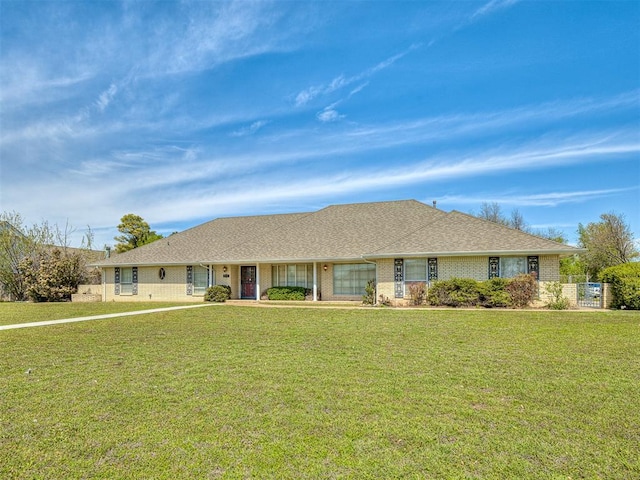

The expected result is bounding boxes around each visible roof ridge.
[199,210,317,261]
[448,210,570,247]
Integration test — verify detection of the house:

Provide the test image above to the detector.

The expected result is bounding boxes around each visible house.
[92,200,580,304]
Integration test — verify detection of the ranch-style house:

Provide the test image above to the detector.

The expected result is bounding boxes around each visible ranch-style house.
[93,200,580,304]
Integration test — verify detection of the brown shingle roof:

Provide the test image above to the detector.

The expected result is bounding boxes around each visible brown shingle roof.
[94,200,580,266]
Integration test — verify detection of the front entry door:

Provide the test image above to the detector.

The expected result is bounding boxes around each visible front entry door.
[241,266,257,299]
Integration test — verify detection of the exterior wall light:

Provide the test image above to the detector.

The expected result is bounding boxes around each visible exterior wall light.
[323,264,328,271]
[223,266,228,273]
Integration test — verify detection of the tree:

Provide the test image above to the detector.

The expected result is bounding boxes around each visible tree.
[474,203,567,243]
[578,212,639,279]
[509,209,527,231]
[0,212,53,300]
[19,248,86,302]
[477,202,509,226]
[114,214,163,253]
[1,212,97,300]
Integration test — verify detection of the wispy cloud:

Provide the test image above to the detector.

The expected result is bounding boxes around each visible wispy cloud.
[438,187,637,207]
[294,44,420,107]
[96,83,118,112]
[471,0,520,20]
[230,120,270,137]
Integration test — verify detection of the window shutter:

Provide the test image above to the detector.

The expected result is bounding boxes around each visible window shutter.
[489,257,500,279]
[428,258,438,281]
[186,266,193,295]
[114,267,120,295]
[132,267,138,295]
[527,256,539,279]
[394,259,404,298]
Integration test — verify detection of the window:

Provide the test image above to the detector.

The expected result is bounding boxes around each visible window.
[404,258,427,293]
[120,267,133,295]
[193,266,209,295]
[272,264,313,288]
[499,257,526,278]
[333,263,376,296]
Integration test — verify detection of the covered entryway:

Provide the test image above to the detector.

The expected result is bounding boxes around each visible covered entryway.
[577,282,602,308]
[240,266,257,299]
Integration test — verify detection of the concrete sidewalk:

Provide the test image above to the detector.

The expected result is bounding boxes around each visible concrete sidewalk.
[0,304,218,331]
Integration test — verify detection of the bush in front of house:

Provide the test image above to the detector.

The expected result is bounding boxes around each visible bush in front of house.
[478,277,512,308]
[362,279,376,305]
[505,273,538,308]
[427,278,481,307]
[267,286,307,301]
[600,262,640,310]
[205,285,231,302]
[427,274,538,308]
[544,281,571,310]
[408,282,427,305]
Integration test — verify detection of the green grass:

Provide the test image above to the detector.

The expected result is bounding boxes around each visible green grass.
[1,306,639,478]
[0,301,195,326]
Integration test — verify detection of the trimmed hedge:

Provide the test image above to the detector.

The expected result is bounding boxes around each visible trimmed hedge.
[427,274,538,308]
[600,263,640,310]
[204,285,232,302]
[267,286,308,301]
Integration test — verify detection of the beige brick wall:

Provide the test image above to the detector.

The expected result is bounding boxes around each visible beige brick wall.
[538,255,560,281]
[438,256,487,281]
[103,265,215,302]
[377,258,395,303]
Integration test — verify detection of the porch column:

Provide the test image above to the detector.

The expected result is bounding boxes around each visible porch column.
[255,263,260,301]
[209,264,213,287]
[313,262,318,301]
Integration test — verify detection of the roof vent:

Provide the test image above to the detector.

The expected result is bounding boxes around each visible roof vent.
[432,200,437,209]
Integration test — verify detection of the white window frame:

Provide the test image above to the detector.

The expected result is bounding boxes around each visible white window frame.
[120,267,133,295]
[193,266,209,296]
[333,263,376,296]
[271,264,313,288]
[499,257,527,278]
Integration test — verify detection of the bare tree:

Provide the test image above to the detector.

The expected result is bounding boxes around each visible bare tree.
[510,209,527,231]
[477,202,509,225]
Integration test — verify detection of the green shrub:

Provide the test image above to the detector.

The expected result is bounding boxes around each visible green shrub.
[204,285,231,302]
[478,277,512,308]
[544,281,571,310]
[267,286,307,301]
[362,279,376,305]
[600,263,640,310]
[427,278,481,307]
[505,274,538,308]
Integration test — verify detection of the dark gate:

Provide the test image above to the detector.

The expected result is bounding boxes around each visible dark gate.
[577,283,602,308]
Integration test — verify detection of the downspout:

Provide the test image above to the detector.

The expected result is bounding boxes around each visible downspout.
[360,256,378,305]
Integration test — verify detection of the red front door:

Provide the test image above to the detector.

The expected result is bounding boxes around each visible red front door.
[241,266,256,299]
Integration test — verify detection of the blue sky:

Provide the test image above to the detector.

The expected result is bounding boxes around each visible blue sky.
[1,0,638,249]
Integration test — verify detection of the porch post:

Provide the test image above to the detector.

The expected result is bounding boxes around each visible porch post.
[313,262,318,301]
[255,263,260,301]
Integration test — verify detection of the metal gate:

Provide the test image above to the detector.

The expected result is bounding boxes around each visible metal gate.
[577,283,602,308]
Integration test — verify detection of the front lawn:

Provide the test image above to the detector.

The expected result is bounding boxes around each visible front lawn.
[1,306,638,478]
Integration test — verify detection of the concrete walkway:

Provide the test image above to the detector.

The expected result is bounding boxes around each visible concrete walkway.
[0,304,218,331]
